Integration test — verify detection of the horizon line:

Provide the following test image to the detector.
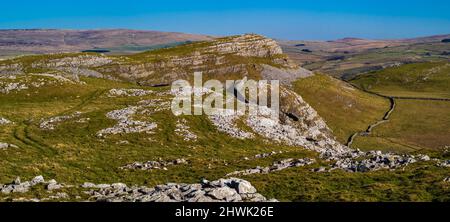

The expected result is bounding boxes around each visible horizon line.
[0,28,449,42]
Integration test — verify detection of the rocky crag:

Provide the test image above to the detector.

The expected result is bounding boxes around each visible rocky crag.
[0,34,309,86]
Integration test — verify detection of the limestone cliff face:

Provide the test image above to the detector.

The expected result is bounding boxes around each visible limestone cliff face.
[0,34,303,85]
[278,87,348,155]
[96,34,299,85]
[0,63,22,75]
[32,55,113,68]
[206,34,283,57]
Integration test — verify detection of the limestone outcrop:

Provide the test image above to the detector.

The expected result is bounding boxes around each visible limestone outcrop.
[85,178,276,202]
[0,34,306,87]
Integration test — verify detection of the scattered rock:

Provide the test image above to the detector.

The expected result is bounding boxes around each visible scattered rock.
[227,158,316,176]
[116,140,130,145]
[46,179,64,191]
[40,112,82,130]
[120,158,188,171]
[174,119,197,141]
[81,182,97,189]
[207,187,240,201]
[0,73,81,94]
[97,99,170,137]
[0,82,28,94]
[30,175,45,186]
[75,117,90,123]
[97,106,157,136]
[47,192,69,200]
[231,179,257,194]
[12,198,40,202]
[437,160,450,168]
[107,88,153,97]
[0,117,12,125]
[243,151,283,160]
[312,167,327,173]
[0,176,65,194]
[0,142,18,150]
[85,178,275,202]
[170,86,213,97]
[417,154,431,161]
[330,151,419,172]
[209,109,254,139]
[1,177,31,194]
[13,177,22,185]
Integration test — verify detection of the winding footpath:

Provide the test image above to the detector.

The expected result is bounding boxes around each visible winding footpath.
[345,84,450,148]
[347,97,395,148]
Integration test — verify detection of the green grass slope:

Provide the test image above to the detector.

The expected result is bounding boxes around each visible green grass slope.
[351,62,450,99]
[292,74,390,144]
[0,75,448,202]
[353,100,450,152]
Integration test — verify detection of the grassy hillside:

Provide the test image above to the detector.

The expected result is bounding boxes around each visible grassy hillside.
[292,74,390,144]
[0,76,448,202]
[353,100,450,152]
[0,75,321,199]
[341,62,450,152]
[351,62,450,99]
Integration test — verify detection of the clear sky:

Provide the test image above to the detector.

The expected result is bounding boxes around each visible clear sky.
[1,0,450,40]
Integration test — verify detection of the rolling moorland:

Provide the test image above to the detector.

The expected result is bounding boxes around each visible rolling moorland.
[280,34,450,80]
[0,29,213,58]
[0,31,449,202]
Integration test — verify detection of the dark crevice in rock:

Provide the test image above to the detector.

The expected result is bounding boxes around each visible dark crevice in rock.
[285,112,300,121]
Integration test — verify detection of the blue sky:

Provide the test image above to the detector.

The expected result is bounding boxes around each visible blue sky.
[1,0,450,40]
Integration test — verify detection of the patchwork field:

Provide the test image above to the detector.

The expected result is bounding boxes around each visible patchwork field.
[281,39,450,79]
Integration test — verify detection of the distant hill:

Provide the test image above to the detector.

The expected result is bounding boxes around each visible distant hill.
[281,34,450,54]
[279,34,450,78]
[0,29,213,57]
